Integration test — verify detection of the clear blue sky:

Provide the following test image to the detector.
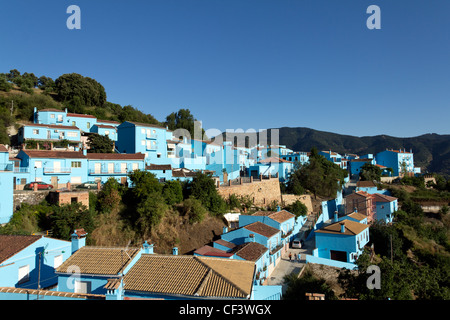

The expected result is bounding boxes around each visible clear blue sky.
[1,0,449,137]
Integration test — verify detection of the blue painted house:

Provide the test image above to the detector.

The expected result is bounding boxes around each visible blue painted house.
[0,234,72,289]
[314,219,369,264]
[90,124,118,142]
[86,152,146,185]
[116,121,170,165]
[372,193,398,224]
[18,123,81,145]
[55,230,143,295]
[14,149,88,187]
[356,180,378,194]
[375,149,421,177]
[0,145,14,223]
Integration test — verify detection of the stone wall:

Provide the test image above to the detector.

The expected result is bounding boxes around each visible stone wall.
[281,194,314,214]
[13,190,50,211]
[217,177,282,207]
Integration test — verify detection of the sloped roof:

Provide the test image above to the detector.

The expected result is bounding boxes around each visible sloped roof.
[259,157,293,164]
[252,210,295,223]
[21,123,80,130]
[0,144,8,152]
[66,113,96,119]
[356,180,377,188]
[371,193,398,203]
[146,164,172,171]
[346,212,368,221]
[244,222,279,238]
[56,246,140,275]
[231,242,268,262]
[123,254,255,299]
[0,235,42,264]
[86,153,145,160]
[315,220,368,236]
[194,245,234,258]
[21,150,87,159]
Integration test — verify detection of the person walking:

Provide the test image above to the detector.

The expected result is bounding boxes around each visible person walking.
[294,253,297,262]
[288,252,292,262]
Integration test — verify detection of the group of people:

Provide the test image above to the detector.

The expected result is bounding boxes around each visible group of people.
[288,251,301,263]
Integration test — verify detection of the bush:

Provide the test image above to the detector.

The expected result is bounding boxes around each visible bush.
[181,197,207,224]
[285,200,308,218]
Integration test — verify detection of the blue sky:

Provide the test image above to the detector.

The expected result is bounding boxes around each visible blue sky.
[1,0,449,137]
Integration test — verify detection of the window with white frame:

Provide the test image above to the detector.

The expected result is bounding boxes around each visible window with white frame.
[75,280,91,294]
[50,114,55,119]
[34,161,42,168]
[33,129,39,135]
[67,132,78,138]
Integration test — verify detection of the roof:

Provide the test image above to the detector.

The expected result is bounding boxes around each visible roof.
[97,119,120,125]
[86,153,145,160]
[122,121,166,129]
[123,254,255,299]
[356,180,377,188]
[0,144,7,152]
[0,235,42,264]
[259,157,293,164]
[21,150,87,159]
[66,113,96,119]
[231,242,268,262]
[93,124,117,130]
[172,168,197,177]
[346,212,368,221]
[38,108,64,112]
[22,123,80,130]
[244,222,279,238]
[56,246,140,276]
[252,210,295,223]
[194,245,234,258]
[315,220,369,236]
[146,164,172,171]
[213,239,237,250]
[345,191,372,199]
[371,193,398,203]
[0,287,104,300]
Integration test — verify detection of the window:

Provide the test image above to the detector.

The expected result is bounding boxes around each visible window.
[18,265,30,284]
[67,132,78,138]
[87,122,91,129]
[54,255,63,268]
[72,121,76,126]
[75,280,91,294]
[141,140,145,146]
[50,114,55,118]
[71,161,82,168]
[105,130,110,136]
[33,129,39,135]
[141,128,145,134]
[34,161,42,168]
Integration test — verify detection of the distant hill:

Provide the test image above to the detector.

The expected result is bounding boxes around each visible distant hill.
[221,127,450,178]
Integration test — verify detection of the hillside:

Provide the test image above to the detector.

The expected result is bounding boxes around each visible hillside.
[222,127,450,178]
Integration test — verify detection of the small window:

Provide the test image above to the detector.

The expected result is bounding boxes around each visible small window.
[33,129,39,135]
[105,130,110,136]
[72,121,76,126]
[87,122,90,129]
[71,161,82,168]
[34,161,42,168]
[50,114,55,118]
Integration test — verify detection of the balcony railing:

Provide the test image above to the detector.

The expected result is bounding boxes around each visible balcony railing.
[146,133,158,139]
[270,243,284,255]
[89,169,130,175]
[43,167,71,174]
[0,163,14,171]
[14,167,30,173]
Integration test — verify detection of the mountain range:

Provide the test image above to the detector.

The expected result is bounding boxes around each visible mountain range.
[221,127,450,178]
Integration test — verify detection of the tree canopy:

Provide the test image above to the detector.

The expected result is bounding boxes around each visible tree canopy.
[55,73,106,107]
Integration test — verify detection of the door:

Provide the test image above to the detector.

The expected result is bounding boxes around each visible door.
[53,161,61,173]
[108,163,114,173]
[51,176,58,188]
[47,130,51,139]
[330,250,347,262]
[120,163,127,173]
[94,163,101,174]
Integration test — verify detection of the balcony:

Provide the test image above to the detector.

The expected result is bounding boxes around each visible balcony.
[146,133,158,139]
[89,169,130,175]
[270,243,284,255]
[0,163,14,171]
[43,167,71,174]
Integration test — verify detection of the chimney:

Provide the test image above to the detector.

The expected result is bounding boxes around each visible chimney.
[82,148,87,156]
[71,229,87,253]
[172,247,178,255]
[334,211,338,223]
[247,233,255,243]
[142,240,154,254]
[276,205,281,212]
[223,226,228,234]
[340,222,345,233]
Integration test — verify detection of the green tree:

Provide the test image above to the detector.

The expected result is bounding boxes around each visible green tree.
[87,133,114,153]
[50,203,96,240]
[284,200,308,218]
[165,108,205,139]
[162,180,184,206]
[181,197,207,224]
[55,73,106,107]
[359,163,382,181]
[283,269,337,300]
[188,172,226,216]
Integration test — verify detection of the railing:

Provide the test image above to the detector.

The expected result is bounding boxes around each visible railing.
[14,167,30,173]
[270,243,284,255]
[146,133,158,139]
[43,167,71,174]
[89,169,130,175]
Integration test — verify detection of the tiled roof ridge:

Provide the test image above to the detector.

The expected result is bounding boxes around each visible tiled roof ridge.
[194,256,250,298]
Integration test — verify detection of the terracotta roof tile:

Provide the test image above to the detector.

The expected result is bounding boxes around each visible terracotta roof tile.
[0,235,42,264]
[146,164,172,171]
[66,113,96,119]
[244,222,279,238]
[123,255,254,299]
[232,242,268,262]
[22,150,87,159]
[56,246,140,275]
[252,210,295,223]
[315,220,368,236]
[86,153,145,160]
